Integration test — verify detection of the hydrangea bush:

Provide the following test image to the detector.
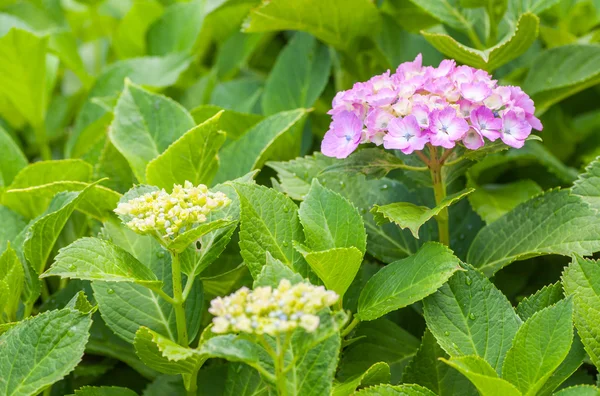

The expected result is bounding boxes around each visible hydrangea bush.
[2,1,600,396]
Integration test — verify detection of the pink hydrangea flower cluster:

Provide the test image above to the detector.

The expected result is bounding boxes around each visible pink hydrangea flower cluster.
[321,55,542,159]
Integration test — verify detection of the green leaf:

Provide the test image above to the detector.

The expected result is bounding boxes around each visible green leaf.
[109,81,195,182]
[113,0,164,59]
[423,265,522,372]
[319,148,416,180]
[502,299,574,395]
[508,0,562,20]
[407,0,475,32]
[537,334,586,395]
[166,219,236,254]
[333,362,391,396]
[42,237,161,288]
[254,252,304,288]
[523,45,600,112]
[516,282,563,321]
[213,109,307,184]
[371,188,473,239]
[0,246,23,321]
[243,0,380,51]
[354,384,437,395]
[0,28,47,128]
[0,206,26,255]
[357,242,461,321]
[298,179,366,253]
[553,386,600,396]
[234,182,309,278]
[146,112,226,190]
[147,0,206,56]
[572,157,600,211]
[294,244,363,297]
[200,334,273,378]
[0,125,26,189]
[262,32,330,115]
[403,330,477,396]
[224,363,269,396]
[190,105,263,141]
[134,326,207,375]
[0,307,92,396]
[210,77,263,114]
[467,190,600,276]
[562,255,600,370]
[69,386,138,396]
[467,179,542,224]
[441,356,521,396]
[422,13,539,71]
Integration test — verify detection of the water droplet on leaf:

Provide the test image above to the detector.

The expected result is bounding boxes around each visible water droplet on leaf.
[444,331,450,336]
[465,276,472,286]
[107,289,115,294]
[469,313,476,320]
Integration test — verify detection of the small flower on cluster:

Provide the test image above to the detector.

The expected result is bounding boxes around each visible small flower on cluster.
[209,280,339,336]
[114,181,230,238]
[321,54,543,159]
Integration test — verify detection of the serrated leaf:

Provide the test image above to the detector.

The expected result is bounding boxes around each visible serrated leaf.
[0,125,26,189]
[213,109,307,184]
[166,219,236,254]
[42,237,161,288]
[224,363,270,396]
[553,385,600,396]
[0,307,92,396]
[262,32,330,115]
[69,386,138,396]
[502,298,574,395]
[320,148,414,179]
[0,206,26,255]
[233,183,308,278]
[357,242,461,321]
[467,190,600,276]
[66,291,96,315]
[243,0,380,51]
[423,265,522,373]
[200,334,273,376]
[254,252,304,288]
[572,157,600,211]
[538,334,586,395]
[109,81,195,182]
[299,179,366,253]
[146,108,226,190]
[516,282,563,321]
[372,188,473,239]
[134,326,206,375]
[562,255,600,370]
[0,246,23,321]
[441,356,521,396]
[294,244,362,298]
[190,105,263,141]
[524,45,600,112]
[333,362,391,396]
[422,13,539,71]
[354,384,437,395]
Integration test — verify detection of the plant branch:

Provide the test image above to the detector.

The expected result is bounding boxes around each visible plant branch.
[170,251,189,347]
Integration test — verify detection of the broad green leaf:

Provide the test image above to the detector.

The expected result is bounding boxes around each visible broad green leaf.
[0,125,26,189]
[147,0,206,56]
[538,334,586,395]
[69,386,138,396]
[423,265,522,372]
[23,185,96,275]
[42,237,161,288]
[233,183,309,278]
[422,13,539,71]
[441,356,521,396]
[406,0,474,31]
[243,0,380,51]
[210,77,263,114]
[0,246,23,321]
[320,148,414,180]
[572,157,600,210]
[113,0,164,59]
[516,282,563,321]
[403,330,477,396]
[0,28,47,128]
[354,384,437,395]
[109,81,195,182]
[214,31,265,79]
[262,32,330,115]
[357,242,461,321]
[467,179,542,224]
[298,179,366,253]
[146,112,226,189]
[224,363,269,396]
[190,105,263,142]
[553,386,600,396]
[0,307,92,396]
[166,219,236,254]
[467,190,600,276]
[379,0,440,36]
[562,255,600,369]
[339,318,420,384]
[508,0,562,20]
[502,299,574,395]
[200,334,273,377]
[294,244,363,297]
[134,326,207,375]
[66,291,96,315]
[371,189,473,239]
[333,362,391,396]
[213,109,307,184]
[523,45,600,112]
[254,252,304,288]
[0,206,26,255]
[7,159,91,189]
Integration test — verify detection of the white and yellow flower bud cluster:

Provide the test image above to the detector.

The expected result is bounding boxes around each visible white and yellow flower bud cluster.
[114,181,230,238]
[209,279,339,335]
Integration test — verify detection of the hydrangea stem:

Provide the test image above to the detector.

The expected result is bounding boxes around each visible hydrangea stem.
[275,334,289,396]
[428,146,450,246]
[170,252,189,347]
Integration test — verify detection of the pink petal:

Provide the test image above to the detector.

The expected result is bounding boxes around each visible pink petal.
[463,128,485,150]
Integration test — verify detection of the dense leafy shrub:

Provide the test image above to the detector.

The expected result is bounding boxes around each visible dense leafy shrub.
[2,0,600,395]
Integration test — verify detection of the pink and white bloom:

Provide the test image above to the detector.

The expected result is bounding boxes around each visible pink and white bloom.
[463,128,485,150]
[470,106,502,141]
[499,111,532,148]
[383,115,429,154]
[321,111,363,158]
[429,107,469,149]
[460,82,492,102]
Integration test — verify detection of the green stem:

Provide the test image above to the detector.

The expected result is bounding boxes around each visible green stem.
[186,371,198,396]
[341,316,360,338]
[274,334,288,396]
[430,153,449,246]
[170,252,189,347]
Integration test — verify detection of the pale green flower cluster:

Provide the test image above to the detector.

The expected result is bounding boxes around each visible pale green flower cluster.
[114,181,230,238]
[209,279,339,335]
